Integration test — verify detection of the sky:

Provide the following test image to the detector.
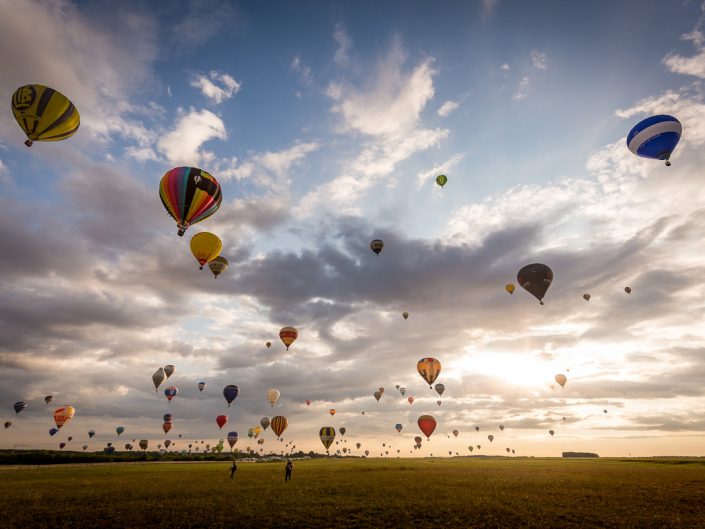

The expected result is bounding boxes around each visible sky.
[2,0,705,458]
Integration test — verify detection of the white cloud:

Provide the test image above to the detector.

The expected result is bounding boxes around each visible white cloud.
[124,146,158,162]
[416,153,465,188]
[157,108,227,166]
[191,71,241,104]
[334,24,352,66]
[327,38,436,137]
[437,100,459,117]
[531,50,548,70]
[501,63,510,71]
[512,76,530,101]
[291,55,312,85]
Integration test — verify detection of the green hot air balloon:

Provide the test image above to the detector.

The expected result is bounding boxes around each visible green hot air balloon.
[435,174,448,188]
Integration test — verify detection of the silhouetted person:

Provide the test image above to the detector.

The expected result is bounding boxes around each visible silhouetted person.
[230,461,237,480]
[285,459,293,481]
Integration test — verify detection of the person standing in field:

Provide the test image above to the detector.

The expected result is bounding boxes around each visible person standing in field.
[230,460,237,480]
[284,459,293,482]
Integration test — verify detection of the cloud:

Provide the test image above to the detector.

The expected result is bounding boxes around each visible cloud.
[501,63,510,72]
[416,153,465,188]
[437,100,459,117]
[171,0,241,48]
[191,71,242,104]
[512,76,530,101]
[530,50,548,70]
[334,23,352,66]
[157,107,227,166]
[511,51,547,101]
[291,55,312,85]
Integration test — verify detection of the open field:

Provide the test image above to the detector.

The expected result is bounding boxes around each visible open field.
[2,458,705,529]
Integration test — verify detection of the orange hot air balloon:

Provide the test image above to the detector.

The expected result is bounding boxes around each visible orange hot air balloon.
[216,415,228,430]
[279,327,298,350]
[417,415,437,439]
[555,374,567,388]
[163,422,172,435]
[417,358,441,388]
[270,416,288,439]
[53,406,75,429]
[329,409,336,416]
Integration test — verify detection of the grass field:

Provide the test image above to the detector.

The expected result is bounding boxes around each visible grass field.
[2,458,705,528]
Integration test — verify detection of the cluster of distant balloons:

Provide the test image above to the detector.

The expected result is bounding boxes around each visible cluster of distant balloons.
[7,83,681,453]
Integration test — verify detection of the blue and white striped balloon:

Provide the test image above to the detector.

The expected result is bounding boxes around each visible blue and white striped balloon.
[627,115,682,166]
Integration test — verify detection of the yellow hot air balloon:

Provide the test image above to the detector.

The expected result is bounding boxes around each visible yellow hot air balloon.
[319,427,336,451]
[555,374,567,388]
[270,416,288,439]
[279,327,298,350]
[505,283,515,295]
[208,256,228,278]
[11,84,80,147]
[417,358,441,388]
[53,406,76,429]
[267,388,281,407]
[190,232,222,270]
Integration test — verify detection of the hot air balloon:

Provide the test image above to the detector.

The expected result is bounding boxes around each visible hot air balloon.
[407,396,414,405]
[417,358,441,388]
[13,401,27,414]
[54,406,75,428]
[260,417,270,431]
[475,426,479,432]
[356,442,362,449]
[190,232,222,270]
[159,167,223,236]
[395,424,403,433]
[223,385,239,407]
[116,426,125,436]
[488,435,494,442]
[555,374,567,388]
[499,425,505,431]
[227,431,239,449]
[198,381,206,392]
[436,400,442,406]
[267,389,280,407]
[216,415,228,430]
[11,84,80,147]
[88,430,95,438]
[374,391,381,402]
[369,239,384,256]
[400,387,407,396]
[329,409,336,416]
[452,430,459,437]
[270,416,288,439]
[402,312,409,320]
[163,365,175,379]
[44,395,53,404]
[319,427,336,452]
[163,414,174,424]
[505,283,515,295]
[164,440,172,449]
[339,427,346,436]
[305,399,311,406]
[208,256,228,278]
[139,440,148,451]
[364,450,369,456]
[435,383,445,396]
[163,422,172,435]
[82,445,88,450]
[395,385,400,390]
[279,327,298,350]
[59,442,66,450]
[417,415,437,439]
[378,387,385,396]
[627,115,682,166]
[248,428,254,439]
[625,287,632,294]
[436,174,448,188]
[3,421,11,429]
[266,341,272,348]
[49,428,58,436]
[164,386,178,402]
[506,448,511,454]
[152,368,166,392]
[583,293,591,302]
[517,263,553,305]
[549,430,555,436]
[254,426,262,438]
[603,409,608,414]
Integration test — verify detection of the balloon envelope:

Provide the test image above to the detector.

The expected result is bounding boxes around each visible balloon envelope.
[216,415,228,430]
[319,427,336,450]
[13,401,27,414]
[279,327,298,349]
[270,416,288,438]
[417,358,441,388]
[208,256,228,278]
[88,430,95,438]
[435,174,448,188]
[164,365,175,378]
[223,385,239,407]
[402,312,409,320]
[116,426,125,436]
[267,389,280,407]
[159,167,223,236]
[198,381,206,392]
[555,374,567,388]
[374,391,381,402]
[11,84,80,147]
[370,239,384,255]
[44,395,53,404]
[627,115,681,166]
[417,415,437,439]
[49,428,58,436]
[517,263,553,304]
[505,283,515,294]
[395,423,402,433]
[434,383,445,396]
[260,417,270,430]
[54,406,75,428]
[164,386,178,402]
[190,232,222,269]
[152,368,166,391]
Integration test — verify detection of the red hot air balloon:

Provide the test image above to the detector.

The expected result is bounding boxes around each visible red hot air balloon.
[163,422,172,435]
[407,396,414,405]
[417,415,437,439]
[216,415,228,430]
